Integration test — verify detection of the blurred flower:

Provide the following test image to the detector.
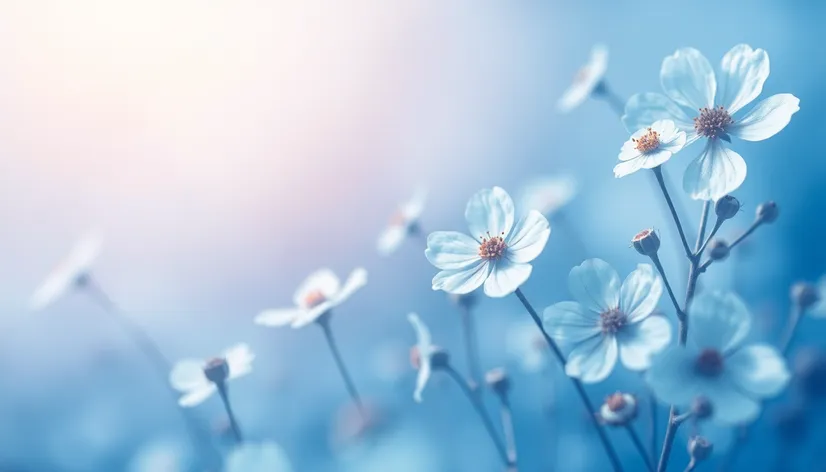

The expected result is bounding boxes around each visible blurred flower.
[614,120,686,178]
[425,187,550,298]
[518,175,577,217]
[557,44,608,113]
[792,280,824,315]
[225,441,292,472]
[544,259,671,383]
[408,313,435,403]
[377,188,427,256]
[623,44,800,201]
[29,231,102,311]
[646,291,790,425]
[169,343,255,407]
[505,321,548,373]
[598,392,637,426]
[128,438,187,472]
[254,268,367,329]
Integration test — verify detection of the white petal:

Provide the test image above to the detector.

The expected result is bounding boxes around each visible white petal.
[331,267,368,304]
[505,210,550,263]
[29,267,76,312]
[30,232,103,311]
[254,308,303,327]
[519,175,577,216]
[169,359,210,392]
[178,385,217,408]
[645,345,703,406]
[728,94,800,141]
[377,226,407,256]
[289,303,333,329]
[717,44,770,114]
[652,119,688,153]
[543,301,601,351]
[483,260,532,298]
[225,343,255,380]
[464,187,515,241]
[568,259,620,313]
[619,264,663,322]
[661,48,717,110]
[408,313,433,402]
[431,261,491,295]
[614,149,674,178]
[425,232,483,270]
[565,335,618,383]
[622,92,695,133]
[682,140,746,201]
[293,269,341,308]
[557,44,608,113]
[687,291,752,353]
[617,315,672,371]
[703,378,760,425]
[726,344,790,398]
[613,158,646,179]
[401,187,428,220]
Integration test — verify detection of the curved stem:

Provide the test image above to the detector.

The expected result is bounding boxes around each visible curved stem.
[697,218,764,274]
[683,459,697,472]
[459,304,483,389]
[695,218,723,258]
[626,424,655,472]
[652,167,692,259]
[514,288,624,472]
[216,383,244,443]
[318,317,365,416]
[648,254,686,324]
[499,395,519,468]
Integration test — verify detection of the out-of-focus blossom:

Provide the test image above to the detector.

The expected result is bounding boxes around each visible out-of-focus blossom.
[614,120,686,178]
[29,231,102,311]
[646,291,790,425]
[425,187,550,298]
[518,176,577,217]
[796,278,826,316]
[169,343,255,407]
[377,188,427,256]
[505,321,548,374]
[623,44,800,201]
[128,438,187,472]
[408,313,435,403]
[598,392,638,426]
[254,268,367,329]
[544,259,671,383]
[557,44,608,113]
[225,441,292,472]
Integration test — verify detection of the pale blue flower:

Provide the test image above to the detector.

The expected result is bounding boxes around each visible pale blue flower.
[646,291,791,425]
[225,441,292,472]
[614,120,687,178]
[544,259,670,383]
[377,187,427,256]
[623,44,800,201]
[169,343,255,407]
[29,230,102,311]
[408,313,434,403]
[425,187,550,298]
[557,44,608,113]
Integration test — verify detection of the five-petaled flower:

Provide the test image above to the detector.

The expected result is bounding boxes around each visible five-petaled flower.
[425,187,551,298]
[254,268,367,329]
[543,259,671,383]
[623,44,800,201]
[646,291,790,425]
[518,175,578,217]
[30,231,102,311]
[377,188,428,256]
[614,120,687,178]
[169,343,255,407]
[557,44,609,113]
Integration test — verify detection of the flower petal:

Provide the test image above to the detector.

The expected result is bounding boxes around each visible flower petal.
[377,226,408,256]
[728,94,800,141]
[331,267,368,304]
[408,313,433,403]
[703,378,760,425]
[483,260,532,298]
[557,44,608,113]
[179,385,217,408]
[619,264,663,322]
[254,308,304,327]
[718,44,770,114]
[289,303,333,329]
[543,301,601,351]
[293,269,341,308]
[646,345,703,406]
[652,119,688,153]
[682,140,746,201]
[726,344,790,398]
[225,343,255,380]
[465,187,515,241]
[431,261,491,295]
[661,48,716,110]
[622,92,695,134]
[169,359,209,392]
[568,259,621,313]
[565,334,618,383]
[613,158,646,179]
[687,291,752,353]
[505,210,550,263]
[614,150,674,178]
[617,315,672,371]
[425,231,482,270]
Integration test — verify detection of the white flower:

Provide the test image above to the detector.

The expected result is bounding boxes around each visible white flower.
[614,120,687,178]
[377,188,427,256]
[425,187,550,298]
[169,343,255,408]
[225,441,293,472]
[623,44,800,201]
[543,259,671,383]
[646,291,791,425]
[30,231,102,311]
[254,268,367,329]
[598,392,638,426]
[408,313,434,403]
[518,175,577,217]
[557,44,609,113]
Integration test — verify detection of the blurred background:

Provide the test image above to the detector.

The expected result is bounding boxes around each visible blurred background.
[0,0,824,470]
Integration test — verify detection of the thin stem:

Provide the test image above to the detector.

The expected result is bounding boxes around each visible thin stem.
[318,317,365,416]
[459,304,483,389]
[649,392,658,467]
[683,460,697,472]
[648,254,686,323]
[695,218,723,258]
[216,383,244,443]
[626,424,655,472]
[652,167,692,258]
[694,202,711,254]
[780,303,804,357]
[499,395,519,468]
[514,288,624,472]
[697,219,763,274]
[444,365,511,468]
[593,81,627,117]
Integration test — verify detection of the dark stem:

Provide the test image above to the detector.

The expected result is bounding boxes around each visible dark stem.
[648,254,686,325]
[459,304,483,390]
[514,288,624,472]
[626,424,655,472]
[652,167,692,258]
[216,383,244,443]
[593,80,627,117]
[318,317,365,416]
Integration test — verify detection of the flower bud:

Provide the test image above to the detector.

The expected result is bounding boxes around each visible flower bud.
[756,201,779,224]
[485,368,511,396]
[598,392,637,426]
[632,229,660,257]
[714,195,740,221]
[707,239,730,261]
[690,396,713,420]
[204,357,230,384]
[791,282,821,311]
[688,436,713,462]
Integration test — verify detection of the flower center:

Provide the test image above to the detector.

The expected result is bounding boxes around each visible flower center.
[303,289,327,308]
[203,357,229,384]
[632,128,660,153]
[695,349,725,377]
[478,232,507,260]
[574,66,590,84]
[600,308,627,334]
[694,106,733,139]
[605,392,627,412]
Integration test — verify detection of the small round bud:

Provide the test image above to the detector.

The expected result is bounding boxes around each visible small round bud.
[690,396,714,420]
[791,282,821,311]
[707,239,730,261]
[688,436,713,462]
[203,357,230,384]
[632,229,660,257]
[598,392,637,426]
[756,201,779,224]
[485,368,511,396]
[449,293,478,310]
[715,195,741,221]
[793,348,826,398]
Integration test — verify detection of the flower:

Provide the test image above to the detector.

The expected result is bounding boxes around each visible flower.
[425,187,550,298]
[408,313,435,403]
[30,231,102,311]
[614,120,687,178]
[598,392,638,426]
[543,259,671,383]
[377,187,428,256]
[557,44,609,113]
[225,441,293,472]
[254,268,367,329]
[169,343,255,407]
[518,175,577,217]
[623,44,800,200]
[646,291,791,425]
